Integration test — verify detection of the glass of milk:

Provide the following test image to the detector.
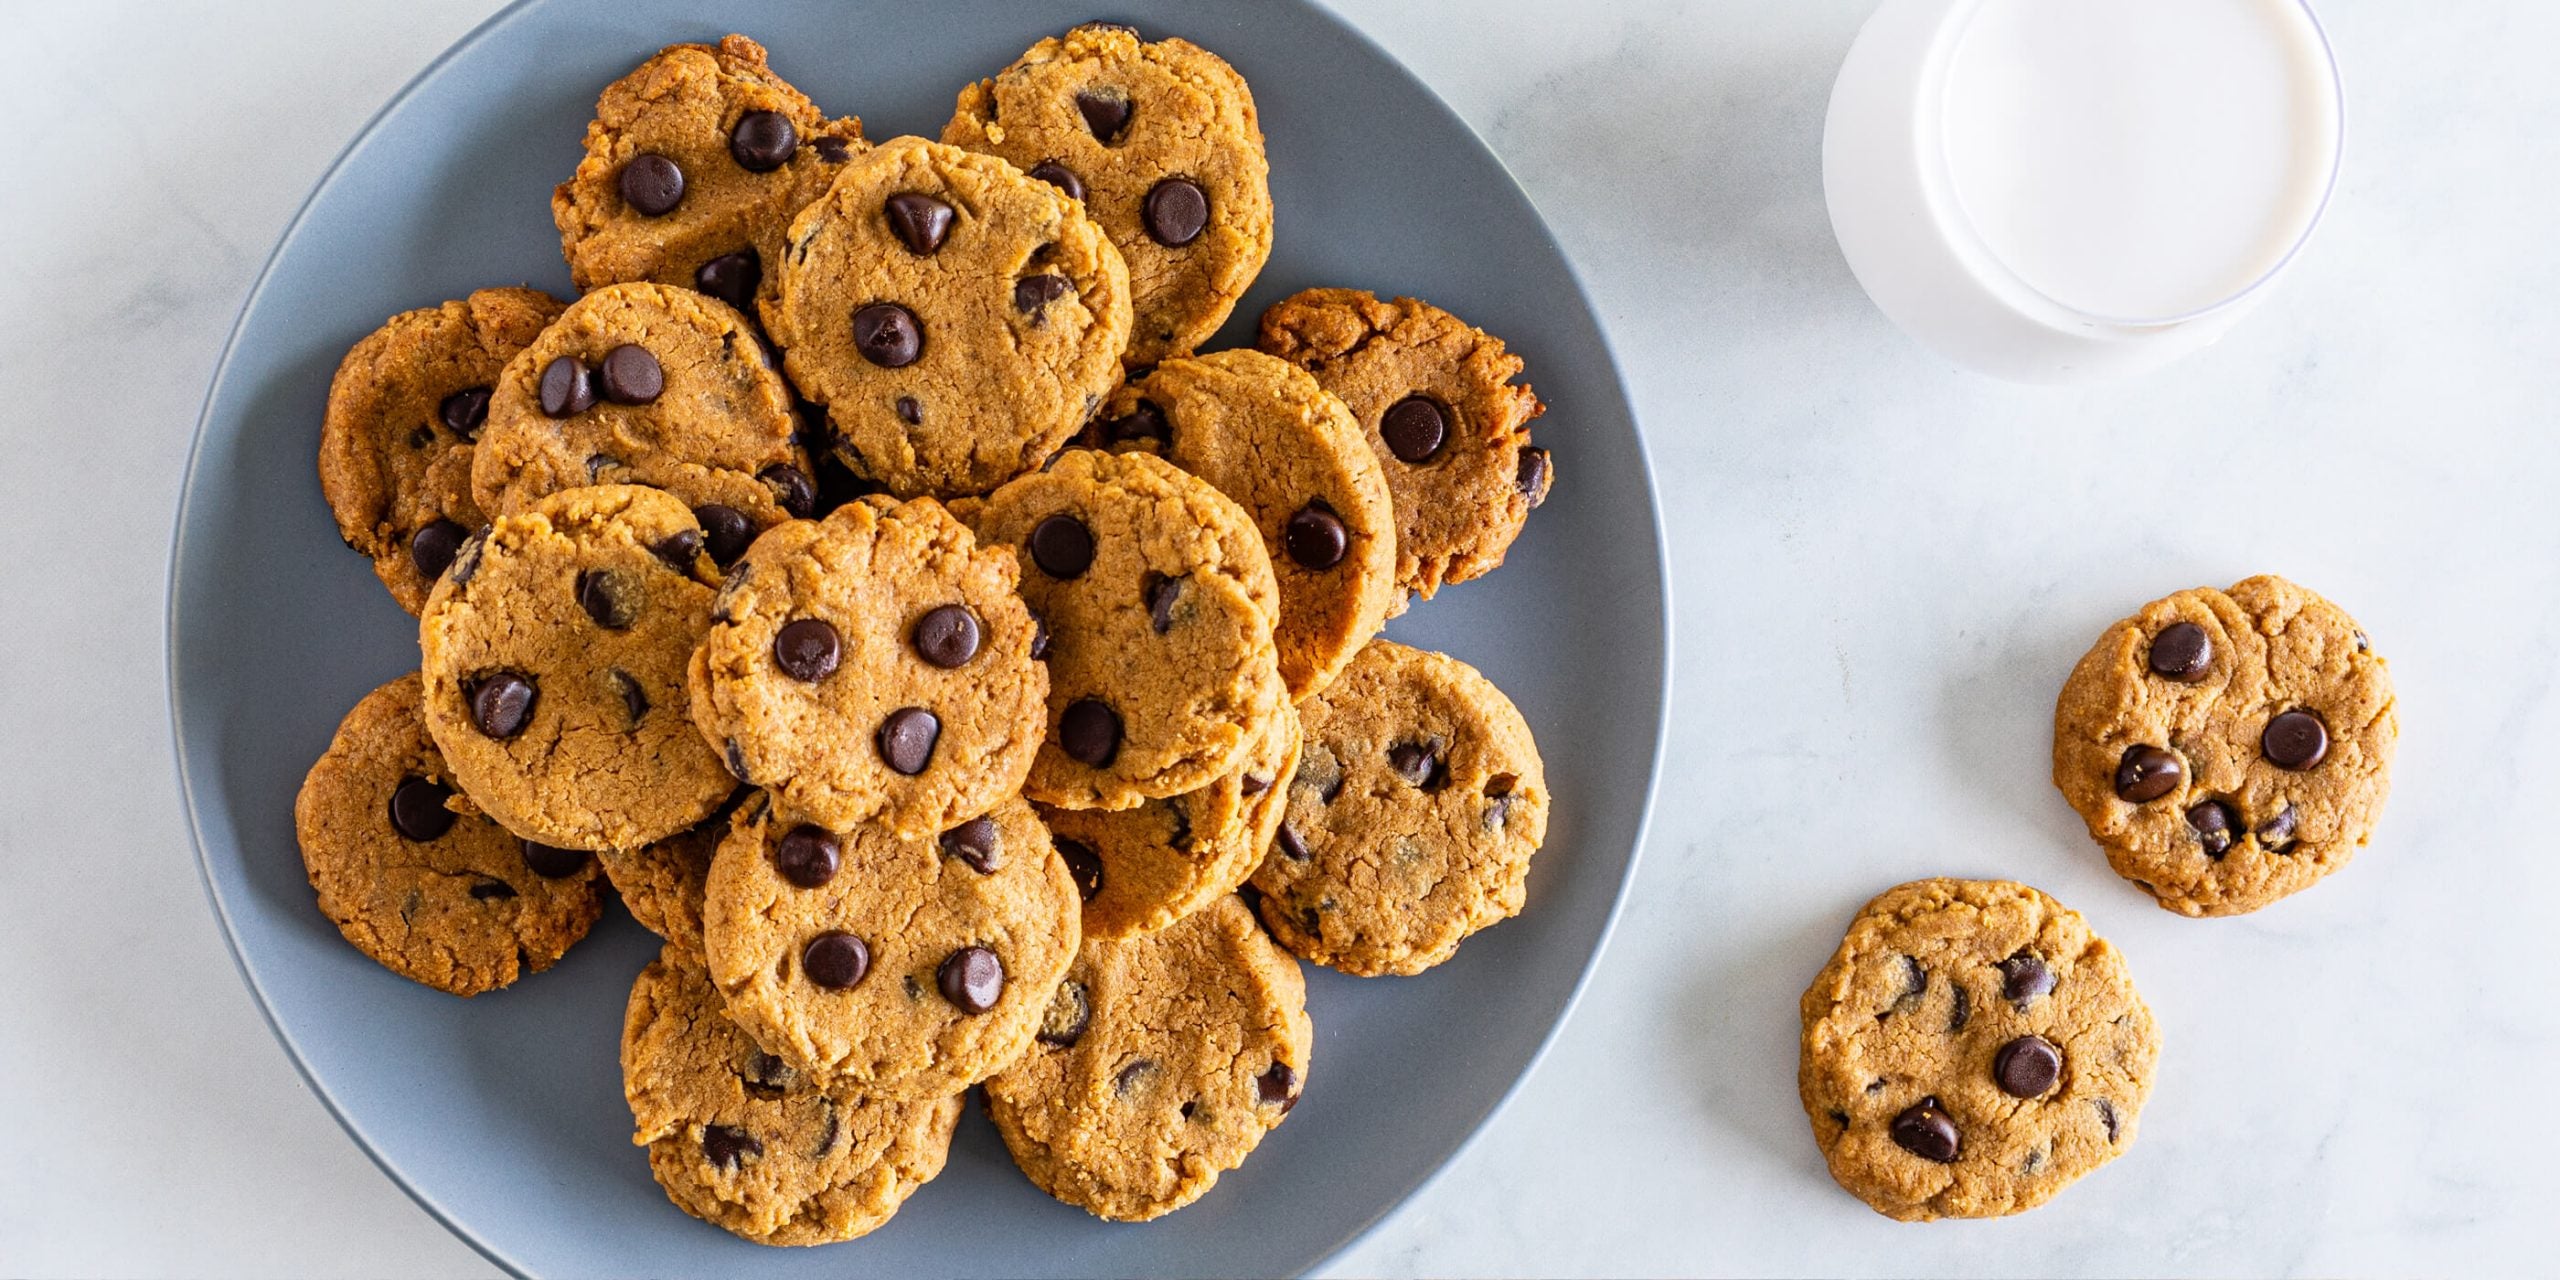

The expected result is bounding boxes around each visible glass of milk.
[1824,0,2344,382]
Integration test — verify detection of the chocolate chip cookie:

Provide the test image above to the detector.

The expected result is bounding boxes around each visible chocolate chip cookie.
[958,448,1285,810]
[1257,288,1549,608]
[1088,350,1396,699]
[1037,698,1298,941]
[319,287,565,614]
[1251,639,1547,976]
[295,673,603,996]
[689,495,1047,839]
[700,792,1080,1100]
[597,791,742,961]
[1799,879,2160,1221]
[985,895,1310,1222]
[942,22,1272,368]
[622,946,963,1246]
[767,135,1131,499]
[553,34,864,317]
[471,282,810,553]
[2053,575,2399,917]
[419,485,733,851]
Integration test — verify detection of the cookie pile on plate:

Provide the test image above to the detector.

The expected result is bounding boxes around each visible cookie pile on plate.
[295,25,1555,1244]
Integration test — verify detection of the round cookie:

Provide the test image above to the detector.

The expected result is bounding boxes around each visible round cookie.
[942,22,1272,367]
[472,282,810,554]
[1798,878,2160,1221]
[1089,350,1396,699]
[701,793,1081,1099]
[319,287,565,614]
[2052,574,2398,917]
[1037,698,1299,941]
[1257,288,1550,608]
[985,895,1310,1222]
[597,789,743,960]
[1251,639,1548,976]
[767,135,1132,499]
[553,34,864,317]
[622,947,963,1246]
[419,485,733,852]
[294,673,603,996]
[959,448,1285,810]
[689,496,1047,839]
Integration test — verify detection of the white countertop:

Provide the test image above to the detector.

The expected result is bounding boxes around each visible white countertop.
[3,1,2551,1274]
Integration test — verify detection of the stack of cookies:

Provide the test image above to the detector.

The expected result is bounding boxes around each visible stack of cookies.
[297,24,1555,1245]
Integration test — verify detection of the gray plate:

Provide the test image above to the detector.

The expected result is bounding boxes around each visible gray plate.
[167,1,1668,1274]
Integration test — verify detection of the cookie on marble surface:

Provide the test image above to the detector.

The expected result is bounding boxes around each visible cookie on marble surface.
[319,287,565,614]
[621,946,962,1246]
[942,21,1271,368]
[1798,878,2159,1221]
[1257,288,1548,608]
[767,135,1131,499]
[419,485,733,852]
[701,792,1080,1100]
[294,673,603,996]
[2052,574,2398,917]
[1088,349,1396,700]
[688,495,1047,839]
[985,895,1309,1221]
[1250,639,1547,976]
[553,34,864,317]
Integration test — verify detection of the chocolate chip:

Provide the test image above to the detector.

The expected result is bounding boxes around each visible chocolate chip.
[409,519,467,580]
[1143,573,1182,633]
[882,192,956,256]
[2148,621,2212,680]
[585,453,623,481]
[596,344,662,405]
[438,386,491,439]
[1060,698,1121,766]
[774,825,841,889]
[1517,446,1552,506]
[911,604,981,667]
[938,946,1004,1013]
[1274,823,1310,862]
[1257,1062,1298,1107]
[387,776,455,842]
[700,1123,759,1171]
[2187,799,2236,856]
[1285,503,1349,569]
[1027,160,1085,202]
[1945,984,1972,1032]
[742,1050,794,1096]
[1142,178,1208,246]
[1387,740,1448,791]
[725,738,753,783]
[2255,803,2300,850]
[895,395,922,425]
[1995,1036,2063,1098]
[1027,609,1051,661]
[2093,1098,2122,1142]
[619,153,684,215]
[940,816,1000,873]
[1240,773,1271,797]
[694,504,753,566]
[813,136,850,163]
[537,355,595,417]
[608,668,648,726]
[2113,745,2183,802]
[803,931,870,989]
[467,672,536,738]
[1381,396,1448,463]
[2000,952,2056,1004]
[1014,273,1072,316]
[518,841,587,879]
[652,529,704,571]
[851,302,922,367]
[1056,837,1103,901]
[1890,1098,1960,1163]
[760,463,815,518]
[1095,399,1169,446]
[575,568,637,629]
[1298,904,1322,937]
[1075,90,1131,142]
[467,878,516,901]
[2263,710,2329,770]
[1029,513,1094,578]
[1114,1060,1157,1095]
[1038,981,1091,1046]
[877,707,940,774]
[693,249,761,311]
[729,109,796,172]
[773,618,842,682]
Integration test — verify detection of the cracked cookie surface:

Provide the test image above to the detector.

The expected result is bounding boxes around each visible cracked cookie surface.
[1798,878,2159,1221]
[2052,574,2398,916]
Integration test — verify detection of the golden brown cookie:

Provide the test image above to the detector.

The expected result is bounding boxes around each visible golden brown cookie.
[688,496,1047,839]
[986,895,1310,1221]
[942,22,1272,367]
[1257,288,1549,607]
[1088,350,1396,700]
[294,673,603,996]
[318,287,564,614]
[622,947,962,1246]
[2052,575,2398,916]
[1799,879,2160,1221]
[553,34,864,317]
[1250,639,1548,976]
[596,791,742,961]
[767,136,1131,499]
[419,485,733,852]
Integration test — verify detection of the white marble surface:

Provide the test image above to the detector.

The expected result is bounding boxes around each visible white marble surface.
[3,0,2552,1274]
